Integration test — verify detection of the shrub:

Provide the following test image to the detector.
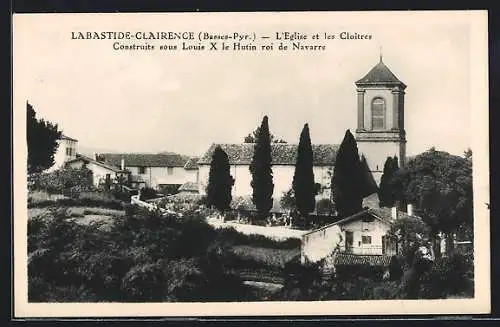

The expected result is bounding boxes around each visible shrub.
[28,206,247,302]
[419,253,474,298]
[31,166,96,197]
[215,227,301,249]
[139,187,160,201]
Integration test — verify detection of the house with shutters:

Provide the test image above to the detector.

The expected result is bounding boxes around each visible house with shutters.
[300,205,417,273]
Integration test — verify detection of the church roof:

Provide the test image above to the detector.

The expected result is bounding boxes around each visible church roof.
[355,58,406,88]
[198,143,338,166]
[100,153,188,168]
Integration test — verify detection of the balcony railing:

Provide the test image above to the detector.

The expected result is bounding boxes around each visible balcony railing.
[338,245,386,255]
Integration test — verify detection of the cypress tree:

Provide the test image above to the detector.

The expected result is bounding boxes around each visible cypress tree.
[249,116,274,221]
[360,154,379,198]
[331,129,365,218]
[206,146,235,212]
[379,156,399,207]
[292,123,316,227]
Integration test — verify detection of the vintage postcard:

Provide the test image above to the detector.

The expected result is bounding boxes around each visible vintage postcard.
[13,11,489,317]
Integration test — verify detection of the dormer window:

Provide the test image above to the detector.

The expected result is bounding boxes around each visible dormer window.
[371,97,386,130]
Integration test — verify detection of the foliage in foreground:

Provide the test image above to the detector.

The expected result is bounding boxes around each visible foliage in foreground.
[275,251,473,301]
[28,207,252,302]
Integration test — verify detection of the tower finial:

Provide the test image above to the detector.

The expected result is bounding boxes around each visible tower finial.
[379,46,383,62]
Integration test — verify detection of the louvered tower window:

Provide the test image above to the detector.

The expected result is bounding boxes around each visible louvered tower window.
[371,97,386,130]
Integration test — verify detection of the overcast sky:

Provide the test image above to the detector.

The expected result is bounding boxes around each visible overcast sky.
[14,12,483,157]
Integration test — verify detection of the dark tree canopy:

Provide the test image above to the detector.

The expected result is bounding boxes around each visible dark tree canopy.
[378,156,400,208]
[359,154,379,198]
[331,130,377,218]
[27,102,62,174]
[244,125,287,143]
[249,116,274,220]
[392,148,473,236]
[292,123,316,224]
[206,146,235,212]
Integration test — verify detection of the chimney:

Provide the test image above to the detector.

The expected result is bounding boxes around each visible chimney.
[391,206,398,220]
[121,158,125,170]
[407,204,413,216]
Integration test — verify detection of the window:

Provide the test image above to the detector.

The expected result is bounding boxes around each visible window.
[167,167,174,175]
[66,147,74,156]
[138,166,146,174]
[362,235,372,244]
[371,97,386,130]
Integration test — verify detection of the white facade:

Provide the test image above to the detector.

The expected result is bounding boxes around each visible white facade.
[338,218,393,255]
[49,136,78,171]
[357,141,402,185]
[66,159,118,187]
[126,166,192,189]
[301,210,397,264]
[301,224,343,264]
[198,164,331,198]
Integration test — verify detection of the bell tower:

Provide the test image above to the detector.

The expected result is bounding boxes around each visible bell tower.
[355,55,407,184]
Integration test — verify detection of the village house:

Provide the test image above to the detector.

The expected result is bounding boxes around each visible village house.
[48,134,78,171]
[98,153,199,193]
[300,205,415,274]
[197,143,337,198]
[65,154,126,187]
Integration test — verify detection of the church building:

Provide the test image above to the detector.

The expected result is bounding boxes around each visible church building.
[197,56,408,196]
[354,56,407,184]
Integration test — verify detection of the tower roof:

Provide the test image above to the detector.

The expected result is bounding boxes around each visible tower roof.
[355,58,406,89]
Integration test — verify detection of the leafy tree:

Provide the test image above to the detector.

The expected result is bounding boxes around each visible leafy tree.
[378,156,400,207]
[249,116,274,222]
[331,130,377,218]
[27,102,62,174]
[464,148,472,162]
[206,146,235,212]
[244,124,287,143]
[292,123,316,227]
[391,148,473,256]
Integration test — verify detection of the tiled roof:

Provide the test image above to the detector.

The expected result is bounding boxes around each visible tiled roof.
[65,155,121,172]
[101,153,188,168]
[334,253,392,267]
[184,157,200,170]
[198,143,338,166]
[178,182,199,192]
[370,207,416,222]
[355,59,406,88]
[60,134,77,142]
[303,206,420,237]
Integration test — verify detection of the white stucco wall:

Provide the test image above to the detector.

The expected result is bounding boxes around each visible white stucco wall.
[50,138,78,171]
[184,169,199,184]
[126,166,190,189]
[198,164,331,198]
[66,160,116,187]
[339,219,393,255]
[301,224,343,264]
[357,141,402,185]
